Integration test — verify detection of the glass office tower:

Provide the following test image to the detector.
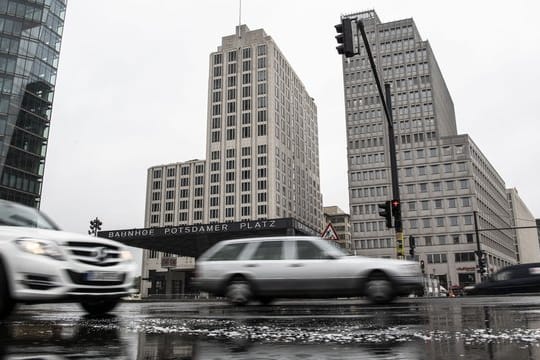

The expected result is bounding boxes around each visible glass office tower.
[0,0,67,207]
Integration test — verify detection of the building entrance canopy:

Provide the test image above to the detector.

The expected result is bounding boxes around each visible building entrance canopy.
[97,218,319,258]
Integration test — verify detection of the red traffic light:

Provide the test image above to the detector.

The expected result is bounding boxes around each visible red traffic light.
[391,200,400,208]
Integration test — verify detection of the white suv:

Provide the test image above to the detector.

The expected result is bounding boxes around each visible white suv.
[0,200,136,319]
[195,236,423,305]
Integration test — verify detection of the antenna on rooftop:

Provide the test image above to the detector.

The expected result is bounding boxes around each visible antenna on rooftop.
[238,0,242,37]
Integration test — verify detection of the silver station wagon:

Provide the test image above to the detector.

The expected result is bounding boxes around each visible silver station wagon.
[194,236,423,305]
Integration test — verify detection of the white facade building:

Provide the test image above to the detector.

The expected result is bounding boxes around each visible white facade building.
[205,25,322,229]
[140,25,323,297]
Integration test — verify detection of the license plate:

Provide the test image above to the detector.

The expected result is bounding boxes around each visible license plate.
[86,271,121,282]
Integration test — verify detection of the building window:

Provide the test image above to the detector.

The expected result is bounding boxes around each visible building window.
[438,235,447,245]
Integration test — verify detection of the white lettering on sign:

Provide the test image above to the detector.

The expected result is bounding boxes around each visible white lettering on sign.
[239,220,276,230]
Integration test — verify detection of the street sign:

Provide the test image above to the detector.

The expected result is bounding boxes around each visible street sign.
[321,223,339,240]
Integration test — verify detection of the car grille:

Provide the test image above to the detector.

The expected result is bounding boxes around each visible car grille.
[65,270,126,286]
[70,287,127,294]
[64,241,121,267]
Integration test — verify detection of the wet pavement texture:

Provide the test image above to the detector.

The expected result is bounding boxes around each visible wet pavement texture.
[1,297,540,359]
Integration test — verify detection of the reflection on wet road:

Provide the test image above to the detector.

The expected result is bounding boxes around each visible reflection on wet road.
[1,297,540,359]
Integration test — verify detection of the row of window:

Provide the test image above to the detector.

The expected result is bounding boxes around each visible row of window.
[404,179,470,194]
[356,234,475,250]
[152,165,204,179]
[213,45,267,65]
[408,215,474,229]
[150,204,268,225]
[212,56,266,77]
[382,63,430,78]
[352,197,472,216]
[211,70,267,90]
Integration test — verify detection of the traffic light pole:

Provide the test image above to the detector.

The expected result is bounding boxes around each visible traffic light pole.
[473,210,486,279]
[357,20,403,258]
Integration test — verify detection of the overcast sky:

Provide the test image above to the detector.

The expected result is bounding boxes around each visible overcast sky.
[41,0,540,240]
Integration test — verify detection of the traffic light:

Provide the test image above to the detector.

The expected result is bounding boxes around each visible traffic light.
[378,201,393,228]
[391,199,400,217]
[420,260,425,274]
[476,250,487,275]
[409,235,416,257]
[335,18,355,58]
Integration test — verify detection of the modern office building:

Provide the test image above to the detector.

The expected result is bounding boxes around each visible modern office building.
[141,25,323,297]
[339,10,517,288]
[323,205,352,250]
[204,25,322,229]
[507,188,540,264]
[0,0,67,207]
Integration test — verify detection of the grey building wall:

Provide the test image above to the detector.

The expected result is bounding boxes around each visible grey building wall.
[323,205,352,249]
[507,188,540,264]
[340,10,517,287]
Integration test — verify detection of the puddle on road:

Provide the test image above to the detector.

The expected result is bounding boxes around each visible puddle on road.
[2,302,540,359]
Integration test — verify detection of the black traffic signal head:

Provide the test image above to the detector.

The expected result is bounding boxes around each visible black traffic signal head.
[391,199,400,217]
[335,18,355,58]
[378,200,393,228]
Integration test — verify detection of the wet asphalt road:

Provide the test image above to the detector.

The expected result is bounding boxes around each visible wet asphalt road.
[1,296,540,359]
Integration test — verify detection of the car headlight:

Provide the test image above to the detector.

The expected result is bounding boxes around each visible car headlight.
[15,238,65,261]
[120,249,133,262]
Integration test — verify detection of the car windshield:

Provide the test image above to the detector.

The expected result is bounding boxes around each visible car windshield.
[0,200,59,230]
[318,238,350,257]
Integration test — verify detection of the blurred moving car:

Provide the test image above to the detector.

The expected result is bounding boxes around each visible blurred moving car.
[194,236,423,305]
[464,263,540,295]
[0,200,136,319]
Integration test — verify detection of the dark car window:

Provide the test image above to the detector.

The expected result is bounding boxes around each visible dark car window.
[207,243,247,261]
[0,200,59,230]
[296,240,325,260]
[492,270,512,281]
[250,241,283,260]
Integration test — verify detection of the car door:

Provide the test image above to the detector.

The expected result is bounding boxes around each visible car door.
[285,239,351,297]
[242,240,291,295]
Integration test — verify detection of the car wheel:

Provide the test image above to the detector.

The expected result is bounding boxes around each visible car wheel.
[0,261,15,320]
[364,272,395,304]
[80,298,120,316]
[225,276,252,306]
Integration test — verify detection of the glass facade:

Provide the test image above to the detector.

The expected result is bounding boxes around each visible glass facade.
[0,0,66,207]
